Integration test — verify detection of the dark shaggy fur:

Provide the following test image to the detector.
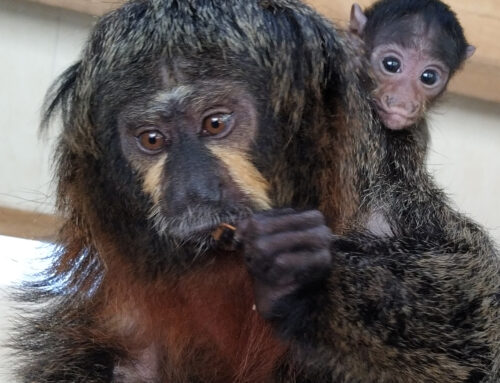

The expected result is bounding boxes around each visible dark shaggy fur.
[11,0,499,382]
[363,0,471,73]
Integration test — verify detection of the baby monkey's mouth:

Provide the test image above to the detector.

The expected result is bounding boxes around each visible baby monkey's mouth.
[376,106,417,130]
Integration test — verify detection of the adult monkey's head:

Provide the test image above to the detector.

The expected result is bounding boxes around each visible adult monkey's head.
[44,0,372,275]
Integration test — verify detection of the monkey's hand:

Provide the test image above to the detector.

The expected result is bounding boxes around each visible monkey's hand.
[237,209,333,320]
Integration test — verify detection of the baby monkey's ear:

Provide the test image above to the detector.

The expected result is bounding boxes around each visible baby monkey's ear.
[350,3,367,35]
[465,45,476,59]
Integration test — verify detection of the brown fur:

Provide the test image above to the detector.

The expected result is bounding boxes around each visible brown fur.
[97,248,286,382]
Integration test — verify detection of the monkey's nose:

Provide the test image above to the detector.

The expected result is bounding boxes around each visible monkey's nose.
[384,95,395,107]
[384,95,420,118]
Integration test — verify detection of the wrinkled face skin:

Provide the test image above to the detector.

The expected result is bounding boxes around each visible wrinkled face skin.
[370,41,450,130]
[116,64,272,252]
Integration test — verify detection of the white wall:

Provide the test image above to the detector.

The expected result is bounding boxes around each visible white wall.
[0,3,93,377]
[0,0,94,214]
[427,95,500,243]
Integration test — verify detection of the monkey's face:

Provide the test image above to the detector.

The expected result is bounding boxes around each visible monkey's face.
[115,71,271,251]
[370,43,450,130]
[49,0,343,271]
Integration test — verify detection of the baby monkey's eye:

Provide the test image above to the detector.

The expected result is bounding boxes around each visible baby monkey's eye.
[201,113,233,137]
[137,130,168,153]
[420,69,439,86]
[382,56,401,73]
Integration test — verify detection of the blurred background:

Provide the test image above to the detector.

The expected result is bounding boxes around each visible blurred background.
[0,0,498,380]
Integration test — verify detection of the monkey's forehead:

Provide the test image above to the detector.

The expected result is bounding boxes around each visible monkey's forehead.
[65,0,352,132]
[82,1,335,94]
[365,10,469,71]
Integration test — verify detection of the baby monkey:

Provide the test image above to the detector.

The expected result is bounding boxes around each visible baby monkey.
[350,0,475,130]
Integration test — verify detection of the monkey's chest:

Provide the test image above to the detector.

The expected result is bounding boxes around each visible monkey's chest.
[110,259,288,382]
[175,296,287,382]
[167,265,287,382]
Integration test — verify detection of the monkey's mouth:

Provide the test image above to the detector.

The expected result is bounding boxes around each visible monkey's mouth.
[376,106,416,130]
[149,203,253,248]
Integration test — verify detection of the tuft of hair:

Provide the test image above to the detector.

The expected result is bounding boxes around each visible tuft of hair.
[41,63,80,131]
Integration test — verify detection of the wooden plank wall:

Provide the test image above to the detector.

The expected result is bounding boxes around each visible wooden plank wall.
[26,0,120,15]
[312,0,500,104]
[26,0,500,103]
[0,207,60,241]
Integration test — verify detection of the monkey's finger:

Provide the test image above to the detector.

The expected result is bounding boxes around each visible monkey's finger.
[248,249,332,285]
[246,210,326,237]
[236,208,296,237]
[253,208,297,218]
[251,225,333,256]
[275,249,332,276]
[236,216,256,241]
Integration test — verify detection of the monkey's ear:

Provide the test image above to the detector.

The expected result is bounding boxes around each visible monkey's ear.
[465,45,476,59]
[350,3,367,35]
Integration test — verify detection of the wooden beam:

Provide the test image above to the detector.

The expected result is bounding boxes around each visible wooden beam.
[309,0,500,103]
[24,0,500,103]
[0,206,60,242]
[448,60,500,104]
[25,0,121,16]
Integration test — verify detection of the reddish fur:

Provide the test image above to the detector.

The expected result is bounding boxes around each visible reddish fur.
[317,108,360,234]
[97,250,288,382]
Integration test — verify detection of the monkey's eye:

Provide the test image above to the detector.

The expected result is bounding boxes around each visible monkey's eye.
[201,113,233,137]
[136,130,168,153]
[382,57,401,73]
[420,69,439,86]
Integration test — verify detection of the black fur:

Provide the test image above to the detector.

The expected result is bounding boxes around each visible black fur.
[363,0,470,73]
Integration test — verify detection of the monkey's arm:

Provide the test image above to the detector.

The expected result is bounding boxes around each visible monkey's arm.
[239,209,500,382]
[13,295,116,383]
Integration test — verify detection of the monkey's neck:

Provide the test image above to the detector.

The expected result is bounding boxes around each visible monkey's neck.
[99,254,287,382]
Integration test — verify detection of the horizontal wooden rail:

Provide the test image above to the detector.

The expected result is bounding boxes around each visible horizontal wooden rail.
[26,0,120,15]
[24,0,500,103]
[312,0,500,103]
[0,206,60,242]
